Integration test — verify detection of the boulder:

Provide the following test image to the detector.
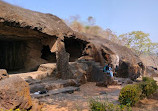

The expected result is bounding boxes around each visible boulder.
[0,76,32,110]
[96,82,108,87]
[117,60,142,80]
[0,69,9,80]
[69,62,89,84]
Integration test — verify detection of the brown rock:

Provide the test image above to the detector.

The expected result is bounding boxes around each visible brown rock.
[96,81,108,87]
[0,69,9,80]
[0,1,144,81]
[31,99,43,111]
[0,76,32,110]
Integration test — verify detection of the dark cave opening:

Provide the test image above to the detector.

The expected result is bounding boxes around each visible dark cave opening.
[118,61,129,78]
[64,38,86,62]
[0,40,26,72]
[41,45,56,63]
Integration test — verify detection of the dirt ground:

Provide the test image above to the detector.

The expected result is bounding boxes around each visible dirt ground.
[40,81,158,111]
[41,82,121,111]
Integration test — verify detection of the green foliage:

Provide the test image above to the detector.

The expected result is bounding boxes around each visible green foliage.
[119,84,142,106]
[142,77,155,82]
[118,31,158,54]
[119,77,158,106]
[140,77,157,97]
[89,98,132,111]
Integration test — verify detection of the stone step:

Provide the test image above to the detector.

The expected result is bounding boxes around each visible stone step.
[10,63,57,80]
[43,79,79,90]
[38,63,56,73]
[29,79,79,93]
[31,86,80,99]
[95,66,103,69]
[94,62,100,66]
[10,71,49,80]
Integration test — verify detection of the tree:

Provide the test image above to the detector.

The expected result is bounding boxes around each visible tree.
[119,31,152,54]
[147,42,158,54]
[87,16,96,26]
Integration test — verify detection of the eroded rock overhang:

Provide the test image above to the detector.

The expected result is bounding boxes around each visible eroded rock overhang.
[0,18,89,78]
[0,20,58,73]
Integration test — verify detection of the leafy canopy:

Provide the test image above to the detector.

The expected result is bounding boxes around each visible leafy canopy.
[119,31,158,54]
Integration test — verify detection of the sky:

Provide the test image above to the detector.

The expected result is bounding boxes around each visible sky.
[2,0,158,42]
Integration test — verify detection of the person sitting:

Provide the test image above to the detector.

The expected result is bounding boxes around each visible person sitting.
[103,64,114,78]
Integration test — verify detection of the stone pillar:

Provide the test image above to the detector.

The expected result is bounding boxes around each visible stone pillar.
[56,38,73,79]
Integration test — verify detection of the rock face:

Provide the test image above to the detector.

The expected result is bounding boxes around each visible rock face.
[0,69,9,80]
[0,1,145,81]
[69,62,89,83]
[80,35,145,80]
[0,76,32,110]
[146,66,158,77]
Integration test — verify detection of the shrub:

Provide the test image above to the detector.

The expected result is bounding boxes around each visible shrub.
[119,77,158,106]
[142,77,154,82]
[89,98,132,111]
[140,77,157,97]
[119,84,142,106]
[89,99,106,111]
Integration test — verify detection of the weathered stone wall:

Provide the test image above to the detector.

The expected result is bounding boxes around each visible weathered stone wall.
[24,40,47,72]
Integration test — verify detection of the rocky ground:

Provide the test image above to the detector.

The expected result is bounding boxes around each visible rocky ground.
[36,79,158,111]
[8,67,158,111]
[4,70,158,111]
[40,82,122,111]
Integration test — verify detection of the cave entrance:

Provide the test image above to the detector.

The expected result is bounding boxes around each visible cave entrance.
[64,38,86,62]
[118,61,129,78]
[0,40,26,72]
[41,45,56,63]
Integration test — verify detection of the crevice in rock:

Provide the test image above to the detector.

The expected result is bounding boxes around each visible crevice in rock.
[41,45,56,63]
[101,49,111,64]
[64,37,87,62]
